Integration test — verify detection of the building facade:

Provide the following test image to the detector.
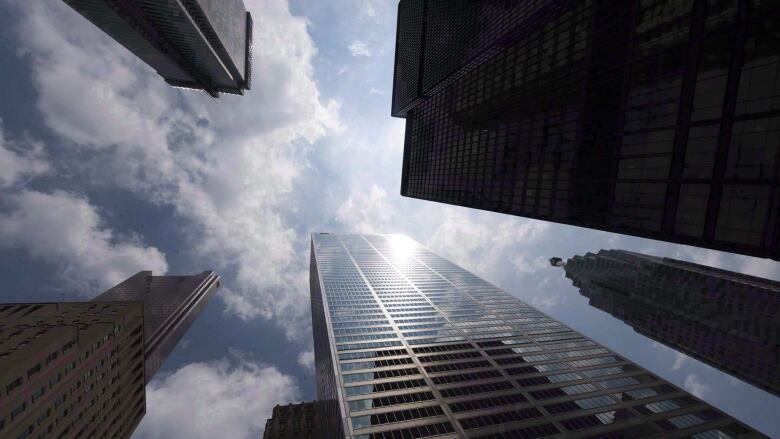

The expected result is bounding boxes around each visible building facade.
[555,249,780,398]
[63,0,253,97]
[310,233,764,438]
[0,302,145,439]
[262,401,321,439]
[93,270,220,383]
[393,0,780,260]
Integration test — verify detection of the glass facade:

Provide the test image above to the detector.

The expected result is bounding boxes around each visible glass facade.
[310,233,763,438]
[394,0,780,260]
[558,249,780,398]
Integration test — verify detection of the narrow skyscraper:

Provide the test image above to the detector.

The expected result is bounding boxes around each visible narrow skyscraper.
[310,233,764,438]
[63,0,253,97]
[93,270,220,383]
[554,249,780,398]
[393,0,780,260]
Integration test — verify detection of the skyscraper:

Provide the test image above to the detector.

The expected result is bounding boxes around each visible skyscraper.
[93,270,220,383]
[310,233,764,438]
[0,302,146,439]
[63,0,253,97]
[392,1,780,260]
[553,249,780,398]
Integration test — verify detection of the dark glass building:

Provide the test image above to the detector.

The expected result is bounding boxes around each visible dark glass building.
[393,0,780,260]
[310,233,764,438]
[93,270,220,383]
[0,302,145,439]
[262,401,322,439]
[554,249,780,398]
[63,0,253,97]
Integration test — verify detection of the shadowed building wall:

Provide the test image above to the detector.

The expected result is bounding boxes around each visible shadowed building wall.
[393,0,780,260]
[556,249,780,397]
[310,233,764,438]
[262,401,322,439]
[0,302,145,439]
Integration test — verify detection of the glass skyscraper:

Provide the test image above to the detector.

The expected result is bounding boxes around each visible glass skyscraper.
[310,233,764,438]
[393,0,780,260]
[553,249,780,398]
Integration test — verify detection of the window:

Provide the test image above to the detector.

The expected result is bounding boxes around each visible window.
[353,421,454,439]
[349,391,435,412]
[448,393,526,413]
[459,407,542,430]
[351,405,444,429]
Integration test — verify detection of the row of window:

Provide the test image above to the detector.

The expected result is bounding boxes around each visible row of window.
[349,391,436,412]
[343,367,420,384]
[352,405,444,430]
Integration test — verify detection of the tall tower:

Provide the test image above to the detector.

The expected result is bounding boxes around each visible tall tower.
[555,249,780,398]
[62,0,253,97]
[310,233,764,438]
[92,270,220,383]
[392,0,780,260]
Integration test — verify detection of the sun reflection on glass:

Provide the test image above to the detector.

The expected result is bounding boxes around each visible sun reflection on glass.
[387,235,416,260]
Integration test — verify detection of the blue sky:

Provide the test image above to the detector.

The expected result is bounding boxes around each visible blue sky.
[0,1,777,437]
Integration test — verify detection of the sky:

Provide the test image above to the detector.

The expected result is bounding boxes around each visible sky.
[0,0,777,437]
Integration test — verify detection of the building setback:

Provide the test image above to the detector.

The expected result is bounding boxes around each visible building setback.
[93,270,220,383]
[0,302,145,439]
[392,0,780,260]
[553,249,780,398]
[63,0,253,97]
[310,233,764,438]
[262,401,322,439]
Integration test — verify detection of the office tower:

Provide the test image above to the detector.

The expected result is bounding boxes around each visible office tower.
[554,249,780,398]
[63,0,253,97]
[93,270,220,383]
[392,1,780,260]
[0,302,145,439]
[310,233,764,438]
[262,401,322,439]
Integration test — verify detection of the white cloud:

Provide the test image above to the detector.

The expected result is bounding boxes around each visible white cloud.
[297,349,315,372]
[0,190,167,295]
[369,87,385,95]
[0,122,49,187]
[684,373,711,398]
[8,0,340,339]
[348,40,371,57]
[136,357,298,439]
[336,184,396,234]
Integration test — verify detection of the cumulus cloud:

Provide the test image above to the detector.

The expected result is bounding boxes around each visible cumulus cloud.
[297,349,315,372]
[0,122,49,187]
[348,40,371,57]
[136,357,298,439]
[8,0,340,339]
[684,373,711,398]
[671,352,690,371]
[0,190,167,295]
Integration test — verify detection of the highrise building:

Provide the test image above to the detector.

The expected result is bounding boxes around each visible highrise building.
[63,0,253,97]
[392,0,780,260]
[553,249,780,398]
[310,233,764,438]
[0,302,145,439]
[93,270,220,383]
[0,270,218,439]
[262,401,322,439]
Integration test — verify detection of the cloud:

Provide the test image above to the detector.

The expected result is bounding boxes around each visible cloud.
[348,40,371,57]
[336,184,396,234]
[136,357,298,439]
[684,373,711,398]
[297,349,315,372]
[369,87,385,95]
[0,122,49,187]
[8,0,340,339]
[0,190,167,295]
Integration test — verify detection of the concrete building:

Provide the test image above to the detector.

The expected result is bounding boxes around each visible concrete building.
[262,401,322,439]
[555,249,780,397]
[63,0,253,97]
[393,0,780,260]
[0,302,145,439]
[310,233,764,438]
